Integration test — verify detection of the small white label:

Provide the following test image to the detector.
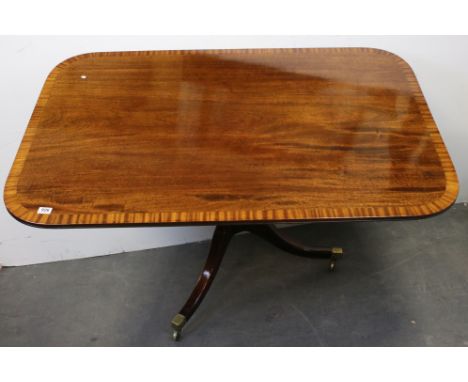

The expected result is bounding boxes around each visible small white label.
[37,207,53,215]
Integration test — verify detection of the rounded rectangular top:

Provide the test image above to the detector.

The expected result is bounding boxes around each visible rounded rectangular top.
[4,48,458,226]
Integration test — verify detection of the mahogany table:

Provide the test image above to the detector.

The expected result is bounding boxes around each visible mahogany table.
[4,48,458,340]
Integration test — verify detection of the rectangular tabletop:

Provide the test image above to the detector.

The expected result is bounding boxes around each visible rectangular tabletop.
[4,48,458,226]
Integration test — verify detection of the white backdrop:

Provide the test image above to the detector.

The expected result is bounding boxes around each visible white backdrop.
[1,36,467,266]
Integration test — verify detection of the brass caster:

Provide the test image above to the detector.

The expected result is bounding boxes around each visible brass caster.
[172,329,181,341]
[329,247,343,272]
[171,313,187,342]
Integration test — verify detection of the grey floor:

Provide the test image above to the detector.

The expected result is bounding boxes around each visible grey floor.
[1,204,468,346]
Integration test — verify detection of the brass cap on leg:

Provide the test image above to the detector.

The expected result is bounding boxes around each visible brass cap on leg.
[331,247,343,256]
[329,247,343,272]
[171,313,187,330]
[171,313,187,341]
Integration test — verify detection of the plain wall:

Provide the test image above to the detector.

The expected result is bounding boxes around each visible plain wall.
[1,36,467,266]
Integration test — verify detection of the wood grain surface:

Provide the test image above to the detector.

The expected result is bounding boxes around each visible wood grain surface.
[4,48,458,226]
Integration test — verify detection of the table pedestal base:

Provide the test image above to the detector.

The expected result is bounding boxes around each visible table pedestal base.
[170,224,343,341]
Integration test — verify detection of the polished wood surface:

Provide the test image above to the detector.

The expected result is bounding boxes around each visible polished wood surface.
[4,48,458,226]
